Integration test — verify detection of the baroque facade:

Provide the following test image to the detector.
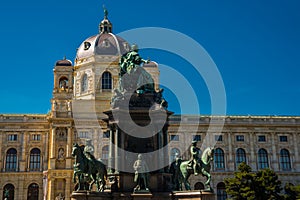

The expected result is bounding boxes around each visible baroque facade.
[0,12,299,200]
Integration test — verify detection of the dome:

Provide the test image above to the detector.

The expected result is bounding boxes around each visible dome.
[144,61,158,68]
[55,58,72,66]
[76,33,130,60]
[76,8,130,61]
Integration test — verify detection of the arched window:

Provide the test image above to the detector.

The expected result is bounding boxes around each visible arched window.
[81,73,88,93]
[59,77,68,90]
[101,145,109,164]
[29,148,41,171]
[214,148,225,170]
[194,182,204,190]
[217,182,227,200]
[5,148,17,171]
[170,148,181,162]
[27,183,39,200]
[101,72,112,90]
[236,148,246,168]
[280,149,291,171]
[3,184,14,200]
[258,148,269,169]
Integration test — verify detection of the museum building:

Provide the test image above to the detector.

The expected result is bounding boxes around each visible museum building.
[0,11,299,200]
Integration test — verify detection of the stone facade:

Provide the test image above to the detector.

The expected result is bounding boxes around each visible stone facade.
[0,11,299,200]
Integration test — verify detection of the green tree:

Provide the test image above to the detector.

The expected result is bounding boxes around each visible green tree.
[225,162,256,200]
[284,183,300,200]
[225,162,284,200]
[255,168,283,199]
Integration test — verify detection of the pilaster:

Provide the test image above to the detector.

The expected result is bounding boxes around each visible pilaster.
[293,132,299,171]
[66,127,72,169]
[249,132,256,170]
[271,132,279,171]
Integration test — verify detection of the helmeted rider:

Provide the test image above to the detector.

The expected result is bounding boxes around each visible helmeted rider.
[188,140,201,175]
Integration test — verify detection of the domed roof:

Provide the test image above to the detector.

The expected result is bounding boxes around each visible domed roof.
[76,33,130,60]
[75,8,130,61]
[144,61,158,68]
[55,58,72,66]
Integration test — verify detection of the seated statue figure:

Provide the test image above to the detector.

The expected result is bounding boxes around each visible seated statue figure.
[187,140,201,175]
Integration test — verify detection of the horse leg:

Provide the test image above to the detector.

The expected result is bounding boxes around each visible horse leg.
[95,173,104,192]
[182,173,191,190]
[89,174,96,191]
[202,169,211,190]
[76,173,82,191]
[99,174,106,192]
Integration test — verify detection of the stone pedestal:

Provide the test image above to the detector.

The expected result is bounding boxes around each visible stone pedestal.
[117,173,172,192]
[71,191,215,200]
[172,191,215,200]
[71,191,111,200]
[131,192,153,200]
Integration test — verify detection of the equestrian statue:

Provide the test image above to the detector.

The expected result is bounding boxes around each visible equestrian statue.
[177,141,214,191]
[72,143,107,192]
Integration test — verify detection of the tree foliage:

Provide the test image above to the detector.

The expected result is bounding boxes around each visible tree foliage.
[225,162,285,200]
[284,183,300,200]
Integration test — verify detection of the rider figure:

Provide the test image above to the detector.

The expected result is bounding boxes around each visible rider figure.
[84,146,96,175]
[188,140,201,175]
[120,44,149,76]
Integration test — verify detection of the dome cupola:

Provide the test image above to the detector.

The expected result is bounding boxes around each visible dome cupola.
[75,7,130,63]
[99,6,112,34]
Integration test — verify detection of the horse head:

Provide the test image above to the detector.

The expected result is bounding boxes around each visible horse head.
[201,147,214,165]
[72,143,82,157]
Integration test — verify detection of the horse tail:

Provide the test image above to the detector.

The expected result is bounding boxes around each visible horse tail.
[103,164,108,180]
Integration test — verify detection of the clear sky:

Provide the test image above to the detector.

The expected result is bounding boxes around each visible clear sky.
[0,0,299,115]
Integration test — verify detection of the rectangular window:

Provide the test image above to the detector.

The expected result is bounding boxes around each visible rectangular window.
[279,136,288,142]
[103,131,110,138]
[32,134,41,141]
[78,131,89,139]
[215,135,223,142]
[8,134,18,141]
[170,135,179,141]
[258,135,266,142]
[193,135,201,142]
[236,135,244,142]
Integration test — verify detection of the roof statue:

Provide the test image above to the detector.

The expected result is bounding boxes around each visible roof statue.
[103,5,108,19]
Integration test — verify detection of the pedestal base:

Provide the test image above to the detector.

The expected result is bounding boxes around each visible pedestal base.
[71,191,111,200]
[71,191,215,200]
[172,191,215,200]
[131,192,153,200]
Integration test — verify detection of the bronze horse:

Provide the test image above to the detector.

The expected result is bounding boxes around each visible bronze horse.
[179,147,214,191]
[72,143,107,192]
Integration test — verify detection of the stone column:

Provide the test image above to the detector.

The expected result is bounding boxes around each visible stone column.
[158,130,164,172]
[120,128,125,171]
[293,132,299,171]
[43,131,48,171]
[48,178,55,200]
[114,128,119,173]
[65,177,71,200]
[108,128,114,173]
[66,127,72,157]
[249,132,256,170]
[271,132,278,171]
[51,127,56,158]
[227,132,234,171]
[21,132,28,171]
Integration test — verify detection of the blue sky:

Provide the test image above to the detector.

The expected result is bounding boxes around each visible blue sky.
[0,0,299,115]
